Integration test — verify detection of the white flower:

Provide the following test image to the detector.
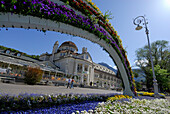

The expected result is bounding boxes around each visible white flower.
[40,95,44,100]
[48,95,51,98]
[80,111,84,114]
[75,111,80,114]
[73,98,170,114]
[88,109,93,113]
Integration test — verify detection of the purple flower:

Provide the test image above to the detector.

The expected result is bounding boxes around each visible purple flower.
[1,1,5,4]
[14,5,16,9]
[48,11,51,15]
[23,1,26,4]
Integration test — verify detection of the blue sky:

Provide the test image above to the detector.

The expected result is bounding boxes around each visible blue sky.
[0,0,170,69]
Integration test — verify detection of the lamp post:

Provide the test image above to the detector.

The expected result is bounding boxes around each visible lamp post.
[133,16,159,97]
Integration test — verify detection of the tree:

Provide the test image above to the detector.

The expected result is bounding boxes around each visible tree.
[24,67,43,85]
[135,40,170,91]
[135,81,143,91]
[150,65,170,92]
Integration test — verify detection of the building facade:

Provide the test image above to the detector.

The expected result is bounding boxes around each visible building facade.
[0,41,121,89]
[39,41,122,88]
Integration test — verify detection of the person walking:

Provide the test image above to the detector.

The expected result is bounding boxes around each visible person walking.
[67,78,71,88]
[70,77,74,89]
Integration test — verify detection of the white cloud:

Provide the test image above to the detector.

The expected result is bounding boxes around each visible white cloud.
[113,66,117,70]
[134,59,148,66]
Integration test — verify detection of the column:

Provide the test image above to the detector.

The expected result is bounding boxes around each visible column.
[81,64,84,84]
[65,59,68,76]
[74,62,77,75]
[87,66,90,85]
[91,65,94,83]
[49,71,51,80]
[42,71,44,79]
[55,71,57,80]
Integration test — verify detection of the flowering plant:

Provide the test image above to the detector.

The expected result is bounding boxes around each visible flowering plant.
[107,95,132,102]
[137,91,165,98]
[0,93,119,111]
[0,0,136,95]
[80,98,170,114]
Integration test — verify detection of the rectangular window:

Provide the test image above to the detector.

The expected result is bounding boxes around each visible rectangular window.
[95,74,98,78]
[77,64,82,72]
[86,55,88,59]
[85,65,88,71]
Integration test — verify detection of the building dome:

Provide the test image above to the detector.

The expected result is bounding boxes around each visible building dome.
[59,41,78,51]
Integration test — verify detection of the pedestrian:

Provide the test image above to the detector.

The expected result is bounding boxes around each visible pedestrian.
[67,78,71,88]
[70,77,74,89]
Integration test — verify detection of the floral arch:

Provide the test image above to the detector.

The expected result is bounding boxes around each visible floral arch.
[0,0,136,96]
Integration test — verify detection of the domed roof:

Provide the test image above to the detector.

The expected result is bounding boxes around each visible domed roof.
[59,41,78,51]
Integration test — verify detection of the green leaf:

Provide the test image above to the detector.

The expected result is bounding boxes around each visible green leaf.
[10,8,13,11]
[1,4,4,8]
[12,0,17,3]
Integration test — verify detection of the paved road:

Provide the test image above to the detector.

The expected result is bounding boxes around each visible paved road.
[1,83,169,103]
[0,83,122,95]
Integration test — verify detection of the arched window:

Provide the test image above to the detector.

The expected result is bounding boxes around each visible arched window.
[17,53,21,57]
[6,50,10,54]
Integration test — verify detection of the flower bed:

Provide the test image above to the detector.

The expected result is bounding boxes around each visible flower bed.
[1,93,169,113]
[0,93,119,112]
[107,95,132,102]
[2,101,100,113]
[137,91,166,98]
[74,96,170,114]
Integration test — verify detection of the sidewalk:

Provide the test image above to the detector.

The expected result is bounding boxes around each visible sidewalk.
[0,83,122,95]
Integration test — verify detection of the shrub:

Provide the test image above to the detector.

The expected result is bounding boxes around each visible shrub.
[24,67,43,85]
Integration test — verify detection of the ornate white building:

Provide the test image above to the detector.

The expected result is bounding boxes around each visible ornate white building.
[39,41,122,88]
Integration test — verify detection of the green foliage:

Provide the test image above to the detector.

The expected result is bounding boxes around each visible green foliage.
[24,67,43,85]
[135,82,142,91]
[133,71,139,78]
[150,65,170,92]
[0,45,40,59]
[103,10,113,21]
[135,40,170,91]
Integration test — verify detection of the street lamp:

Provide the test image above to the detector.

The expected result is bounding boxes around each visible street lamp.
[133,16,159,97]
